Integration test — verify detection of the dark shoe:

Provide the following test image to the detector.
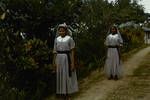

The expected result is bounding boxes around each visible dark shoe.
[114,75,118,80]
[108,75,113,80]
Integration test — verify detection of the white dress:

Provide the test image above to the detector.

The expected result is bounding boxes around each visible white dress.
[53,35,78,94]
[105,33,123,78]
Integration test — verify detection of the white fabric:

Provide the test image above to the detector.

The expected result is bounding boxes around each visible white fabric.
[105,34,123,46]
[54,35,78,94]
[104,33,123,78]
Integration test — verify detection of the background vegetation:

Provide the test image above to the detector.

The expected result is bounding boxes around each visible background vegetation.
[0,0,148,99]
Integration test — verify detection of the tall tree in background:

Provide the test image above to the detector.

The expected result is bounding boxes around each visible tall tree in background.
[114,0,146,23]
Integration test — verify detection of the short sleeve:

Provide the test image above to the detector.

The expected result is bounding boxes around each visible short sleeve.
[53,38,57,53]
[69,37,75,49]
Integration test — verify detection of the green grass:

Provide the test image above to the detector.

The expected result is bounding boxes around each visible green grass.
[133,53,150,76]
[122,44,148,61]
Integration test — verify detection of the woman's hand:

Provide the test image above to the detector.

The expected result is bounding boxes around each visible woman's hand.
[52,63,57,73]
[71,63,75,71]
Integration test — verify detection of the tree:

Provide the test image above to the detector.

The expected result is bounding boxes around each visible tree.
[0,0,82,99]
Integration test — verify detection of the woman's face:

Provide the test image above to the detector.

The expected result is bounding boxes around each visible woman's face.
[111,27,117,34]
[58,27,66,37]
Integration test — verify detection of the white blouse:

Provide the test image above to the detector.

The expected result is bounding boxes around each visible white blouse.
[53,35,75,53]
[105,34,123,46]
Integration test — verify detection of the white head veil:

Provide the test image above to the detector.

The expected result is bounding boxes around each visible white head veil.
[55,23,72,38]
[107,25,119,34]
[107,24,123,44]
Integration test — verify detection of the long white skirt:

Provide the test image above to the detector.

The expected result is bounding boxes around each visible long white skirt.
[104,48,123,78]
[56,54,78,94]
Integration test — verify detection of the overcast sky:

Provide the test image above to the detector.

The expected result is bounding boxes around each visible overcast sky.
[108,0,150,13]
[139,0,150,13]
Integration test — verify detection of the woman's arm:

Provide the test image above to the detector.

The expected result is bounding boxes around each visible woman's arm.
[52,53,57,72]
[53,38,57,71]
[71,48,75,71]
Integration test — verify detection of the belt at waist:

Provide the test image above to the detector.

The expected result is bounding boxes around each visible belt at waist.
[108,46,118,48]
[57,51,70,54]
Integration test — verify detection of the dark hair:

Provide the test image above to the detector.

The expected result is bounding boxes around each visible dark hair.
[110,26,117,33]
[58,26,69,35]
[58,26,67,31]
[111,26,117,30]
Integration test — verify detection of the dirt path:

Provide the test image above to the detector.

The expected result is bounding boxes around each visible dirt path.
[74,46,150,100]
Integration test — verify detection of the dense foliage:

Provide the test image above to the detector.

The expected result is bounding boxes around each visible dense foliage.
[0,0,148,99]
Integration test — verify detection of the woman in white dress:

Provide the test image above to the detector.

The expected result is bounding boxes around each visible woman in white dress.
[53,23,78,100]
[104,25,123,80]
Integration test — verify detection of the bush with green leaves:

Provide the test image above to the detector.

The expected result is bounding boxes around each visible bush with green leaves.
[120,27,145,52]
[0,28,56,100]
